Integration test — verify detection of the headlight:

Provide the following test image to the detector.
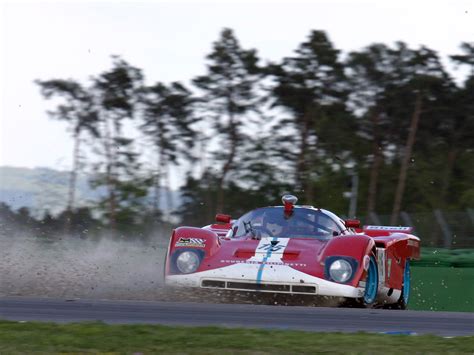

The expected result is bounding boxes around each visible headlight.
[329,259,353,283]
[176,251,201,274]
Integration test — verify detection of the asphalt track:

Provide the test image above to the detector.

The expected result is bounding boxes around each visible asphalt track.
[1,297,473,336]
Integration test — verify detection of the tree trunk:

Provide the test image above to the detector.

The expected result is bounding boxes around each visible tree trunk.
[390,93,422,225]
[304,154,314,204]
[153,142,164,215]
[216,94,238,213]
[367,113,382,217]
[440,147,458,208]
[104,115,116,233]
[164,162,173,213]
[65,131,81,235]
[216,120,237,212]
[153,169,160,215]
[297,113,310,202]
[198,134,207,178]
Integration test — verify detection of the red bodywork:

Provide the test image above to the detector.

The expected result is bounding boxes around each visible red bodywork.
[164,206,420,304]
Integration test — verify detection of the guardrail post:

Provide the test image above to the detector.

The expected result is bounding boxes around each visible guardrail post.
[400,211,415,232]
[434,209,453,248]
[467,208,474,226]
[348,173,359,218]
[368,212,381,225]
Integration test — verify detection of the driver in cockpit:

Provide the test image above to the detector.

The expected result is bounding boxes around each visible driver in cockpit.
[260,211,289,237]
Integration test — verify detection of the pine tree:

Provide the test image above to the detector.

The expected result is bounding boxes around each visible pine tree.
[268,30,350,203]
[386,45,452,223]
[193,28,261,212]
[89,56,145,232]
[140,81,196,218]
[35,79,99,232]
[444,43,474,209]
[346,43,422,217]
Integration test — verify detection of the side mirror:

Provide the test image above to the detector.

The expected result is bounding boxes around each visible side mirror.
[344,219,361,229]
[215,213,231,224]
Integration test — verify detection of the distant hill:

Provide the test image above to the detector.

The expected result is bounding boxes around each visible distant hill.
[0,166,180,217]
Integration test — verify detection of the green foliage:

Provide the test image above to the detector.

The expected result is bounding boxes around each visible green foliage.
[96,176,152,234]
[32,31,474,238]
[176,171,292,227]
[269,30,352,196]
[35,79,99,137]
[450,42,474,70]
[141,82,196,163]
[86,57,146,231]
[0,203,103,239]
[1,321,473,354]
[193,28,263,210]
[140,81,197,215]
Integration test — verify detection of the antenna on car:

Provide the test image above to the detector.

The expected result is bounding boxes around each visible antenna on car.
[282,194,298,217]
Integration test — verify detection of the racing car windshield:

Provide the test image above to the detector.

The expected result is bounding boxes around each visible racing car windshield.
[233,207,343,239]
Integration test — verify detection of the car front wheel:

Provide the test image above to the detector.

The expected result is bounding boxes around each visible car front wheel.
[341,254,378,308]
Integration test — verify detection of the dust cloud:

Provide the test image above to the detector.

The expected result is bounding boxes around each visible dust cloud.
[0,232,256,303]
[0,232,340,306]
[0,233,171,300]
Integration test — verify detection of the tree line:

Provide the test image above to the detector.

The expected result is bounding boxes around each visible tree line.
[30,28,473,235]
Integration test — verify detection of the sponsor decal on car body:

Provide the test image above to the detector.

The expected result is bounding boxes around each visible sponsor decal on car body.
[257,241,285,252]
[219,259,307,267]
[407,239,418,246]
[175,237,206,248]
[366,226,412,231]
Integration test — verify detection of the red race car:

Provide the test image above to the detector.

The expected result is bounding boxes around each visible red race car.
[164,195,420,308]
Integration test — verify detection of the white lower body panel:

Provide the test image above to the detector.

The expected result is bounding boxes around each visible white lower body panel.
[165,263,364,298]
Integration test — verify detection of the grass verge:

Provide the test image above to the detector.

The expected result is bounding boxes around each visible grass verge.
[0,321,473,354]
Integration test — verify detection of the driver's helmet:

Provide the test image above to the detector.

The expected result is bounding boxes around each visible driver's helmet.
[262,210,285,236]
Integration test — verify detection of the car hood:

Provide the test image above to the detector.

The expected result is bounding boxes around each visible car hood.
[203,236,330,279]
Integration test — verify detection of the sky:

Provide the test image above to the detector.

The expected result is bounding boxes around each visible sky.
[1,0,473,182]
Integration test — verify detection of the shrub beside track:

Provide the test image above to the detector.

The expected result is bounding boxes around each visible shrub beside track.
[409,248,474,312]
[410,266,474,312]
[414,248,474,268]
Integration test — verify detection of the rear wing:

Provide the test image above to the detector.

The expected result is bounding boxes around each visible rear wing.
[357,225,414,237]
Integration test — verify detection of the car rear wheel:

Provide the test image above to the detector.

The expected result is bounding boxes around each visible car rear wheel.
[382,259,411,310]
[391,259,411,310]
